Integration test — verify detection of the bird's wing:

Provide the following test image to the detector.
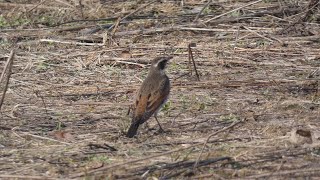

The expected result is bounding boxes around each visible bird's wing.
[133,78,170,124]
[144,80,170,119]
[147,90,168,112]
[134,92,148,122]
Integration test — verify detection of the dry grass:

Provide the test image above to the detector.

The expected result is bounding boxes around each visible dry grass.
[0,0,319,179]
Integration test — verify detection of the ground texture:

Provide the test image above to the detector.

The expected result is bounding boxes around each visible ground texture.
[0,0,320,179]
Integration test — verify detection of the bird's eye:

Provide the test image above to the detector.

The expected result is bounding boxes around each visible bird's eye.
[158,60,167,69]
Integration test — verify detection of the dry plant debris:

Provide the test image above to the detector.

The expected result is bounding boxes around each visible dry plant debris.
[0,0,319,179]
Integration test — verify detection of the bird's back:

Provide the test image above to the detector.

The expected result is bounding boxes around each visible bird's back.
[134,72,170,124]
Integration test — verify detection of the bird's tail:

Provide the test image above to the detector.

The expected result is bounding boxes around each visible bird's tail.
[126,122,140,138]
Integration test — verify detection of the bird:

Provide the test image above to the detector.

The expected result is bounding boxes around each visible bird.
[126,56,173,138]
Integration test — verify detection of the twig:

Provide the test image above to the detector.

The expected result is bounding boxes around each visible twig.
[39,39,103,46]
[233,26,241,48]
[301,0,320,22]
[71,118,244,178]
[56,24,96,33]
[18,131,70,145]
[145,137,250,147]
[193,0,212,22]
[188,43,200,81]
[70,143,205,178]
[113,0,156,27]
[0,50,14,111]
[0,51,13,84]
[25,0,49,13]
[87,1,157,34]
[159,169,189,180]
[120,25,278,38]
[88,143,118,152]
[71,139,226,178]
[115,60,146,67]
[78,0,84,19]
[241,26,274,42]
[53,0,74,8]
[111,17,121,37]
[204,0,263,23]
[70,145,188,177]
[193,118,245,169]
[113,26,275,37]
[239,25,284,45]
[0,126,11,130]
[308,68,319,78]
[0,2,70,10]
[193,173,226,180]
[34,90,49,117]
[243,167,320,179]
[179,26,278,32]
[278,35,320,42]
[173,72,191,80]
[0,175,56,180]
[155,157,231,172]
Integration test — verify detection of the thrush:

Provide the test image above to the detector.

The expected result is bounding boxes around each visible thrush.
[126,56,173,138]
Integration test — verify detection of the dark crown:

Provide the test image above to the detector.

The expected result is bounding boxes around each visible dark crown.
[151,56,173,70]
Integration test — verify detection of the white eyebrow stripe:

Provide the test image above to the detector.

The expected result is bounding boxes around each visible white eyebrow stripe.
[153,61,159,68]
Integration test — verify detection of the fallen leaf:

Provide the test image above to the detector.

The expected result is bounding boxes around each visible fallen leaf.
[51,130,74,141]
[119,50,132,58]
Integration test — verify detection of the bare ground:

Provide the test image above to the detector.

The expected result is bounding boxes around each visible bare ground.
[0,0,320,179]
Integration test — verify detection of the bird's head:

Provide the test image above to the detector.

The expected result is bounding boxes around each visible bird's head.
[150,56,173,73]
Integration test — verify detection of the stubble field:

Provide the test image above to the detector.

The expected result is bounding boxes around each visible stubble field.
[0,0,320,179]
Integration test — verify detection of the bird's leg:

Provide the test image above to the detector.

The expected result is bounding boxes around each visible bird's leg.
[154,115,165,133]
